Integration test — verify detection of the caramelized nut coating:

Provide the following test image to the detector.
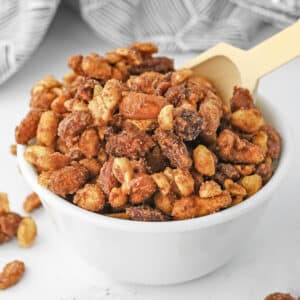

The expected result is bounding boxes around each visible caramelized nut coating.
[23,193,42,213]
[0,261,25,290]
[17,217,37,248]
[129,174,157,204]
[15,110,41,144]
[74,184,105,212]
[0,213,22,244]
[0,193,9,214]
[154,128,192,169]
[265,293,296,300]
[193,145,216,176]
[37,110,58,146]
[126,206,169,221]
[43,164,89,197]
[217,129,265,164]
[16,43,281,221]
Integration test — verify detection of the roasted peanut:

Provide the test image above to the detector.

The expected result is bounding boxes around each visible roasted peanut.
[0,193,9,214]
[173,168,194,197]
[199,181,222,198]
[17,217,37,248]
[230,108,265,133]
[158,104,174,131]
[23,193,42,213]
[151,172,171,196]
[193,145,216,176]
[224,179,247,196]
[239,174,263,196]
[154,192,176,215]
[0,261,25,290]
[37,111,58,146]
[10,144,17,156]
[109,187,128,208]
[24,145,54,166]
[79,158,101,178]
[74,184,105,212]
[78,128,100,158]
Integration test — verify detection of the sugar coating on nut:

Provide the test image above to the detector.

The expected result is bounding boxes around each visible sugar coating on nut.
[15,42,281,221]
[0,260,25,290]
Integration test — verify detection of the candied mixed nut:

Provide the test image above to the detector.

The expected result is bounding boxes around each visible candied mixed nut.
[15,42,281,221]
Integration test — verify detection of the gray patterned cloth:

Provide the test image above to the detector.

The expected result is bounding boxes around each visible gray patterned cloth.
[0,0,299,85]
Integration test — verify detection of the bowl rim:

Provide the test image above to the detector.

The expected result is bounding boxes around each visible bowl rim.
[17,95,293,233]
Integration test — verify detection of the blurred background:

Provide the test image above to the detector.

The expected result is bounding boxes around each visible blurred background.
[1,0,300,85]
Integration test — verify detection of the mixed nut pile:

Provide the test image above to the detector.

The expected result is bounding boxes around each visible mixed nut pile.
[0,192,40,289]
[15,42,281,221]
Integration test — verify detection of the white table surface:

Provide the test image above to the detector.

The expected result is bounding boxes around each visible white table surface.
[0,5,299,300]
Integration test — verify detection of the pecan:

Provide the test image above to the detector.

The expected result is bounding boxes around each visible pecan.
[97,158,119,196]
[106,129,154,160]
[126,206,169,221]
[154,128,192,169]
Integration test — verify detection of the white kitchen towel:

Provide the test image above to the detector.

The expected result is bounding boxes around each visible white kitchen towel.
[70,0,300,52]
[0,0,59,85]
[0,0,299,85]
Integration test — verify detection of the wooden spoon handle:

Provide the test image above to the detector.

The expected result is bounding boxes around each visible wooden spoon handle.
[247,19,300,79]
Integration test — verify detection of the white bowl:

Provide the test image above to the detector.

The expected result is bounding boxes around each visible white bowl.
[17,96,292,285]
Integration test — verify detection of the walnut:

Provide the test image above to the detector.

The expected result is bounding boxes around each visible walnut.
[230,87,255,112]
[17,217,37,248]
[58,111,93,146]
[0,261,25,290]
[217,129,265,164]
[106,129,154,160]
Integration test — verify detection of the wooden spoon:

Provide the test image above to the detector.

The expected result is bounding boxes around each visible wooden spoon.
[183,19,300,106]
